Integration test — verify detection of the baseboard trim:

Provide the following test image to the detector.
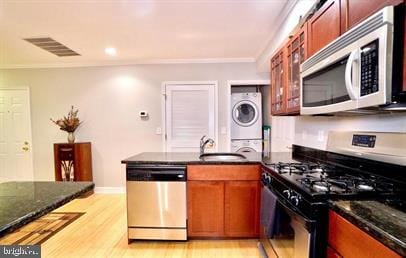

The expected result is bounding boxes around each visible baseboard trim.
[94,187,126,194]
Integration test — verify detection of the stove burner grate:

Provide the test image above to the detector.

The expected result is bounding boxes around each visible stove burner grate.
[296,173,397,194]
[274,162,334,175]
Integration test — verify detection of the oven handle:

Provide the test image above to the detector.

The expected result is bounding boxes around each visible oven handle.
[277,198,317,232]
[345,49,359,101]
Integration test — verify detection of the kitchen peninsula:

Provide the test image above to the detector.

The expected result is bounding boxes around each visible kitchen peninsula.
[0,181,94,237]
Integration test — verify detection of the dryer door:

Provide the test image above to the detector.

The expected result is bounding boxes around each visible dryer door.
[232,100,259,127]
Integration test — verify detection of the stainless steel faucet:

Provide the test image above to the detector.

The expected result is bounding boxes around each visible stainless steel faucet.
[200,135,215,155]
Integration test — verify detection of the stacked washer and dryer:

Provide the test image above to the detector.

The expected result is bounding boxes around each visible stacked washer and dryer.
[230,92,263,153]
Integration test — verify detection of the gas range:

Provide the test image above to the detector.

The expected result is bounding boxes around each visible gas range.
[262,159,406,217]
[259,131,406,258]
[266,161,404,197]
[262,149,406,216]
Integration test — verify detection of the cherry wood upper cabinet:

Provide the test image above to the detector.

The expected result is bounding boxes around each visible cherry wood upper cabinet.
[307,0,345,58]
[224,181,260,237]
[328,211,401,258]
[286,24,308,114]
[342,0,403,31]
[187,181,225,237]
[270,46,287,115]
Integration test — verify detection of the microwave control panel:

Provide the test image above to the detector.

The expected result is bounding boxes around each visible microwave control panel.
[360,40,379,96]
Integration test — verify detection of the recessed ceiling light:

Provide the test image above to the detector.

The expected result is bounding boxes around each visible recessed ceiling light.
[105,47,117,56]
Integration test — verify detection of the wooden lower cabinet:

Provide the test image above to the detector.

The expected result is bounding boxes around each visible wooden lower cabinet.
[187,165,261,238]
[328,211,401,258]
[187,181,225,237]
[224,181,260,237]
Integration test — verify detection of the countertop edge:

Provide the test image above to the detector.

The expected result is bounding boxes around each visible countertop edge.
[121,160,263,165]
[0,182,95,238]
[329,201,406,257]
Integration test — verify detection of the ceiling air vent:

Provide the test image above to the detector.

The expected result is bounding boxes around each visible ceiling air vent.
[23,37,80,57]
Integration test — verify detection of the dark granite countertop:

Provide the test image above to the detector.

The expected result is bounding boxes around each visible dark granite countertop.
[0,181,94,237]
[121,151,294,165]
[330,200,406,256]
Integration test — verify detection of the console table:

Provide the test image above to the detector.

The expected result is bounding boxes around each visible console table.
[54,142,93,181]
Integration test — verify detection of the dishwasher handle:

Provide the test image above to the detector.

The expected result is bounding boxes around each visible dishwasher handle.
[126,165,186,181]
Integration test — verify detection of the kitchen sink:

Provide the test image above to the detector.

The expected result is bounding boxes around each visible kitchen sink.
[199,153,247,161]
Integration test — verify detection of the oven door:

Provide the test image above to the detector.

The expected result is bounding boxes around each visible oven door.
[271,200,316,258]
[260,186,317,258]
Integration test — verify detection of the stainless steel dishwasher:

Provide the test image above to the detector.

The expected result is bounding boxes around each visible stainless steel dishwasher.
[126,164,187,241]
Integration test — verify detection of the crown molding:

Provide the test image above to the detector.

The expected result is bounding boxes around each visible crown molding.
[254,0,299,60]
[0,57,256,69]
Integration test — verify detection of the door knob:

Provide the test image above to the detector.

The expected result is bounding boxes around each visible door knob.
[22,147,29,151]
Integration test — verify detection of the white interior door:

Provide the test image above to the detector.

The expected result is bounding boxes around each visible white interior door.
[0,88,33,181]
[165,83,217,152]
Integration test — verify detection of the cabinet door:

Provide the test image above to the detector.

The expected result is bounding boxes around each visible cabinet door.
[270,47,287,115]
[343,0,403,30]
[307,0,344,57]
[187,181,225,237]
[224,181,260,237]
[286,25,307,114]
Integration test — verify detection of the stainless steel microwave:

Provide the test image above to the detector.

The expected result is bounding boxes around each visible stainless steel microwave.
[300,5,405,115]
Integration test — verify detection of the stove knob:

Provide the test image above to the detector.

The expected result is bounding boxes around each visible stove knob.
[290,195,301,206]
[282,190,291,198]
[265,175,272,184]
[262,173,272,184]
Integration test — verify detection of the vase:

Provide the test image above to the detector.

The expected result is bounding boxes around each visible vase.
[67,132,75,143]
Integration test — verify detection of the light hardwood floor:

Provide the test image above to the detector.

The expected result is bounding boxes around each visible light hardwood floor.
[39,194,261,258]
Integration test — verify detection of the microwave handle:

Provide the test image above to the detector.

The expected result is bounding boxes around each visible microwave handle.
[345,49,359,100]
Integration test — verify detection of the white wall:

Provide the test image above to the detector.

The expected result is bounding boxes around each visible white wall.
[294,114,406,150]
[0,62,267,187]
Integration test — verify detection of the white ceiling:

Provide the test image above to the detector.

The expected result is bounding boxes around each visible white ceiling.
[0,0,292,68]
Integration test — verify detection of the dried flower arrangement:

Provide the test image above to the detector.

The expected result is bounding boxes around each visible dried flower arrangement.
[50,106,81,133]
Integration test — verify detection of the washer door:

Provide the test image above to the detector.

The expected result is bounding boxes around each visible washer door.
[237,147,256,153]
[232,100,259,127]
